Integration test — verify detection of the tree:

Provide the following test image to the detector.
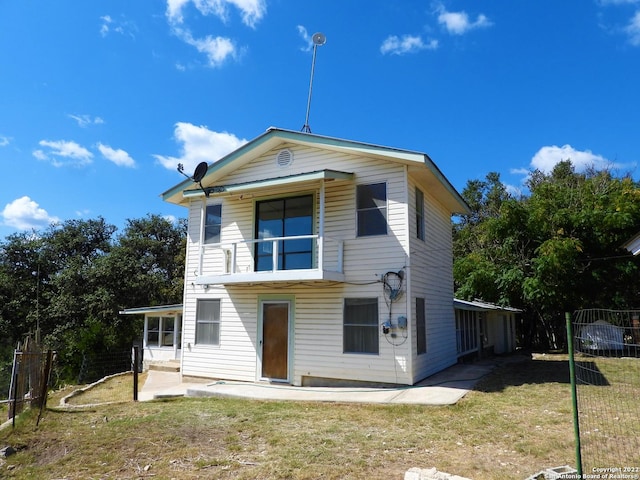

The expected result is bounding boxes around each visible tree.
[453,164,640,350]
[0,214,187,385]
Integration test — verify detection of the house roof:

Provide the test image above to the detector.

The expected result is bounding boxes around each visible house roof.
[161,127,470,215]
[453,298,522,313]
[119,304,183,315]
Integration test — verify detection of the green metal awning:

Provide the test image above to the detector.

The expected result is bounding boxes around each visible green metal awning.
[182,169,354,199]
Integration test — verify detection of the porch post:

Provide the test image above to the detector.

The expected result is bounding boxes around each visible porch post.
[318,180,325,270]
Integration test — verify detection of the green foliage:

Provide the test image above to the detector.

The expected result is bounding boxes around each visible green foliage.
[0,214,185,385]
[454,164,640,350]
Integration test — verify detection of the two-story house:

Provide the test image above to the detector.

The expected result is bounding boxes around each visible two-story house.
[160,127,472,386]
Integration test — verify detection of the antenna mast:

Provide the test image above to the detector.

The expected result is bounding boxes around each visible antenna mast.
[301,32,326,133]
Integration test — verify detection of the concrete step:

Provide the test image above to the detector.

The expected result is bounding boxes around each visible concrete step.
[148,361,180,372]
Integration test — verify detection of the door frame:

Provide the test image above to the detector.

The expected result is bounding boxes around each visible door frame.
[257,295,295,383]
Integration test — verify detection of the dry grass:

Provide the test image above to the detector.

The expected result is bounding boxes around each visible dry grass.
[0,354,634,479]
[63,371,148,406]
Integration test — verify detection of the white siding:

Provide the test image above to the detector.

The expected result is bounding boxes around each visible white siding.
[407,176,458,383]
[179,142,456,385]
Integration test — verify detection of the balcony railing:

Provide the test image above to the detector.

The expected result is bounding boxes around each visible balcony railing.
[195,235,345,285]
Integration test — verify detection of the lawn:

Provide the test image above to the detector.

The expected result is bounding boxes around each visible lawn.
[0,354,593,479]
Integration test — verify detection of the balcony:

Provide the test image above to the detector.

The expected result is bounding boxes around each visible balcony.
[194,235,345,285]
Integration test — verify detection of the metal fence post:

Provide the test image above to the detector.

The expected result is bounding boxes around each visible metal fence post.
[9,350,18,427]
[133,346,139,402]
[566,311,583,476]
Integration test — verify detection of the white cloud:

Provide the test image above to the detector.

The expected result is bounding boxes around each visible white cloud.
[68,114,104,128]
[99,14,137,38]
[166,0,263,67]
[381,35,438,55]
[97,143,136,168]
[166,0,191,24]
[530,144,616,173]
[177,28,238,67]
[624,11,640,45]
[153,122,247,173]
[435,3,492,35]
[166,0,266,28]
[100,15,112,37]
[33,140,93,167]
[2,196,60,231]
[0,136,10,147]
[297,25,313,52]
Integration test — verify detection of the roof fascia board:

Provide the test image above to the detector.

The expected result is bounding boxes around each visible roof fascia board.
[120,304,184,315]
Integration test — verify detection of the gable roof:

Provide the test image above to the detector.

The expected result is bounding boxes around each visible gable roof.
[161,127,470,214]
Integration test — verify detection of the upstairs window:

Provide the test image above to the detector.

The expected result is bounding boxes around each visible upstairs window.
[416,188,425,241]
[204,204,222,244]
[356,183,387,237]
[255,195,313,271]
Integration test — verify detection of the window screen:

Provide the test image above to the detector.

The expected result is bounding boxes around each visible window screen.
[343,298,379,354]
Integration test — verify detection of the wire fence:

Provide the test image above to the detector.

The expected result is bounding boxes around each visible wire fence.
[570,309,640,473]
[60,347,142,407]
[4,337,54,427]
[3,344,142,428]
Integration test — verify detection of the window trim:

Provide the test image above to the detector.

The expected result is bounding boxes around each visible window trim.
[343,297,379,355]
[356,182,388,237]
[145,315,179,349]
[195,299,221,346]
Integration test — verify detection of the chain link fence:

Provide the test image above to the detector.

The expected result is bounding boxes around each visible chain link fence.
[569,309,640,474]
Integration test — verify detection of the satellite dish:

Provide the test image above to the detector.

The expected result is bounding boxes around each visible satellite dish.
[312,32,326,46]
[177,161,210,197]
[193,162,208,182]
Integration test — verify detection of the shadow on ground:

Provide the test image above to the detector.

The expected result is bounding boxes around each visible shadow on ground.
[474,354,609,392]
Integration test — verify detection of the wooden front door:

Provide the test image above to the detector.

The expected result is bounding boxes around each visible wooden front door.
[261,302,289,381]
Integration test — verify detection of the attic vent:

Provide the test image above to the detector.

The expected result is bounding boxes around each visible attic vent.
[276,149,293,168]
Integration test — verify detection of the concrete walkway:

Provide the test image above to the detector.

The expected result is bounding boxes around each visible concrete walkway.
[139,361,497,405]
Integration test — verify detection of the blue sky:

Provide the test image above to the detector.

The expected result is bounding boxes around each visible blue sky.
[1,1,639,239]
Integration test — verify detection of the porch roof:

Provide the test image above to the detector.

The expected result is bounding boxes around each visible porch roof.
[454,298,521,313]
[181,169,353,199]
[119,304,183,315]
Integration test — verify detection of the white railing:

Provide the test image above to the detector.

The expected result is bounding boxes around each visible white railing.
[197,235,344,277]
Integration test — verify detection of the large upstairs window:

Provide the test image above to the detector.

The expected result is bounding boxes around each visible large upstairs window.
[255,195,314,271]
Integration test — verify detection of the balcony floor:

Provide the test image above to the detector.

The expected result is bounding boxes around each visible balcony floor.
[194,269,345,285]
